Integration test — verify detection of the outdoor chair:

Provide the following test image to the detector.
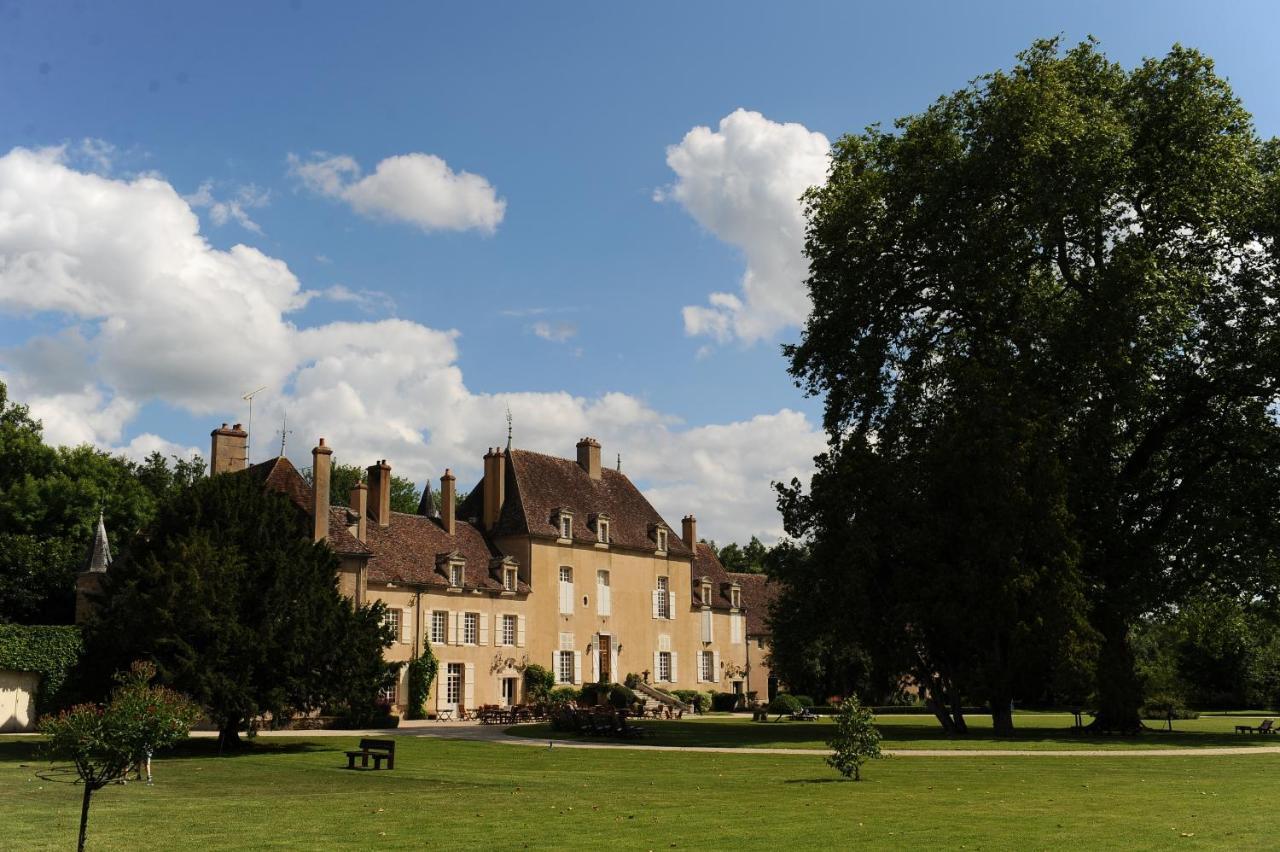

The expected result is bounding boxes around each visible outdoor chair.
[1235,719,1274,735]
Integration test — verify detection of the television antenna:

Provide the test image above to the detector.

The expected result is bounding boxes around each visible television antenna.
[242,386,267,464]
[277,412,293,457]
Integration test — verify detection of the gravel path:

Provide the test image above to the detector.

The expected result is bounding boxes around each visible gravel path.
[196,722,1280,757]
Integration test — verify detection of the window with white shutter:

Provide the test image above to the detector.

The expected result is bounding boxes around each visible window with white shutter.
[700,650,714,682]
[559,566,574,615]
[597,570,611,616]
[383,609,402,643]
[657,651,672,683]
[501,614,517,646]
[557,650,574,684]
[463,612,479,645]
[430,610,448,644]
[730,612,742,644]
[517,614,526,647]
[701,609,713,644]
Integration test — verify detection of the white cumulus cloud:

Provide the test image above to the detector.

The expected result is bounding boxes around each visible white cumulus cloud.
[0,145,818,542]
[288,151,506,234]
[659,108,830,345]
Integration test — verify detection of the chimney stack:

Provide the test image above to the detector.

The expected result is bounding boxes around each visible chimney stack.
[682,514,697,550]
[349,481,368,542]
[209,423,248,474]
[311,438,332,543]
[367,459,392,527]
[483,447,507,530]
[576,437,601,480]
[441,469,456,536]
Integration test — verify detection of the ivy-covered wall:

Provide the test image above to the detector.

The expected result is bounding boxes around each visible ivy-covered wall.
[0,624,83,715]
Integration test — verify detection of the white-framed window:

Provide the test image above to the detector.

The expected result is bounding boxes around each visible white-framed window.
[450,562,464,587]
[730,587,741,609]
[430,610,448,644]
[656,528,667,552]
[445,662,462,705]
[501,614,517,646]
[384,608,402,641]
[597,570,611,616]
[504,566,517,591]
[560,515,573,539]
[701,581,712,605]
[557,650,575,684]
[463,612,479,645]
[701,608,714,644]
[378,680,398,704]
[700,650,714,682]
[656,576,670,619]
[731,611,743,644]
[559,566,574,614]
[597,519,610,544]
[657,651,672,682]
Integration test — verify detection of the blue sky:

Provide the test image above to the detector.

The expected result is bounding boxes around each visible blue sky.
[1,1,1278,541]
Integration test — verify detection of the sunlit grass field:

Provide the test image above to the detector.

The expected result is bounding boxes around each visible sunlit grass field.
[2,734,1278,850]
[506,710,1280,750]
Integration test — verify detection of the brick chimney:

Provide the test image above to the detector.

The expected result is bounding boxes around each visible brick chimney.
[311,438,332,543]
[367,459,392,527]
[349,481,368,542]
[576,437,601,480]
[483,447,506,531]
[441,469,456,536]
[209,423,248,474]
[682,514,697,550]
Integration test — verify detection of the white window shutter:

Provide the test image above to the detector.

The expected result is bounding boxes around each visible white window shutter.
[609,648,618,684]
[653,652,660,680]
[651,590,659,619]
[435,676,443,710]
[669,592,676,619]
[401,612,412,644]
[451,611,461,645]
[464,663,475,708]
[670,652,678,683]
[517,615,526,647]
[696,655,704,684]
[479,614,489,646]
[592,634,600,682]
[552,652,559,677]
[713,651,720,682]
[573,651,582,684]
[493,613,500,645]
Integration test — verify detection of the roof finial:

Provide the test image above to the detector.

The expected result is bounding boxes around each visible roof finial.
[505,404,513,451]
[616,452,621,472]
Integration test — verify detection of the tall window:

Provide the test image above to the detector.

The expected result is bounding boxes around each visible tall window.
[501,614,517,646]
[445,663,462,706]
[597,519,610,544]
[701,581,712,605]
[597,570,611,616]
[657,651,672,682]
[557,650,575,684]
[656,528,668,552]
[560,515,573,539]
[559,566,574,615]
[730,587,741,609]
[430,610,447,644]
[657,576,670,619]
[450,562,463,587]
[700,650,714,682]
[504,567,517,591]
[701,608,714,643]
[384,608,401,641]
[463,612,479,645]
[730,611,743,644]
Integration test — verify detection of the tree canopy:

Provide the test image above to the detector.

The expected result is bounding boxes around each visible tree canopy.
[778,38,1280,731]
[303,461,426,514]
[79,470,394,746]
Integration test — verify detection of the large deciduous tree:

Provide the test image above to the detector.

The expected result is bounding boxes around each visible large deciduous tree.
[79,471,394,748]
[781,39,1280,731]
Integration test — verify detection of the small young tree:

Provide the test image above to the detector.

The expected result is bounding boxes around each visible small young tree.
[41,661,198,852]
[405,643,439,720]
[825,696,883,781]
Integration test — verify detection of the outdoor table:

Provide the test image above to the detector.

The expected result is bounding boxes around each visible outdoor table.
[436,709,454,721]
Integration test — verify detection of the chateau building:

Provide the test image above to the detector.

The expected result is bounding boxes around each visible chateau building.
[174,424,777,714]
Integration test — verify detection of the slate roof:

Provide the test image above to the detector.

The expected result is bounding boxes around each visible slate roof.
[460,448,691,556]
[362,511,528,592]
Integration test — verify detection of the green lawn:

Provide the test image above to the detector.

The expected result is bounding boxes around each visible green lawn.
[2,734,1278,850]
[506,711,1280,751]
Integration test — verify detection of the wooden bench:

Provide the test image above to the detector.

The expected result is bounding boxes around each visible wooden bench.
[345,737,396,770]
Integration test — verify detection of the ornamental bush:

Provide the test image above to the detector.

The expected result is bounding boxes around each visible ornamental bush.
[825,696,883,781]
[767,693,803,719]
[548,686,580,705]
[792,695,815,708]
[608,683,637,709]
[523,664,554,701]
[405,646,438,721]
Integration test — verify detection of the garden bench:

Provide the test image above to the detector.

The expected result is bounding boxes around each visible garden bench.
[345,737,396,770]
[1235,719,1274,735]
[790,710,819,721]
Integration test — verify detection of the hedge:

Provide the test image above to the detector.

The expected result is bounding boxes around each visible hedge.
[0,624,83,715]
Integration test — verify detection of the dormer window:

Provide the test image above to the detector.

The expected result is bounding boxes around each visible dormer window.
[555,509,574,541]
[730,585,741,609]
[449,562,464,588]
[701,579,712,606]
[597,519,610,544]
[656,528,668,552]
[504,566,517,591]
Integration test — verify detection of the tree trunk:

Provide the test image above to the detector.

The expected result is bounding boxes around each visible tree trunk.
[925,695,958,734]
[217,719,242,754]
[1089,606,1143,733]
[990,699,1014,736]
[950,696,968,734]
[77,781,95,852]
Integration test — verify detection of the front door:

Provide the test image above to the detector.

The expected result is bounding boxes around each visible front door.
[444,663,463,712]
[598,634,612,683]
[501,677,517,706]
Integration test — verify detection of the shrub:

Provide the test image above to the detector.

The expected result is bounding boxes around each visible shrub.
[0,624,82,715]
[579,682,605,707]
[1141,693,1200,720]
[712,692,740,712]
[768,693,803,718]
[792,695,815,708]
[549,704,581,732]
[405,648,438,721]
[623,672,642,689]
[671,690,714,712]
[608,683,637,709]
[523,664,554,701]
[548,686,580,705]
[825,695,883,780]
